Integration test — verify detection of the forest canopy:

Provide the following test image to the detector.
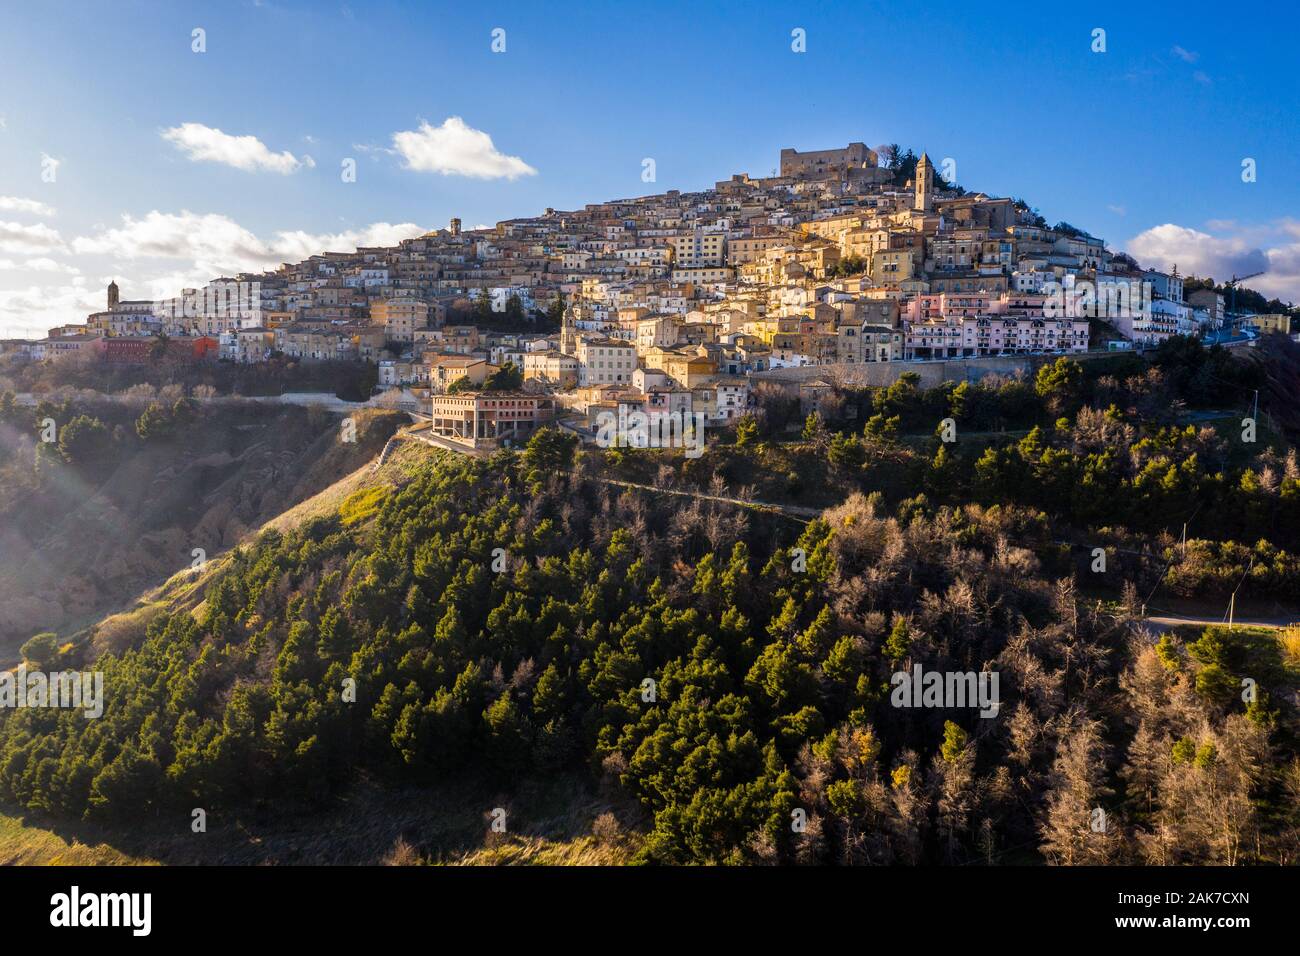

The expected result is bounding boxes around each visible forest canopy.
[1,337,1297,865]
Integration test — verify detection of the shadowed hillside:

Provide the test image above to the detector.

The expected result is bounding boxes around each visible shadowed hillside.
[0,397,403,660]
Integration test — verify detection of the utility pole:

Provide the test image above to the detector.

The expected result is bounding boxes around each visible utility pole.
[1227,554,1254,632]
[1181,522,1187,557]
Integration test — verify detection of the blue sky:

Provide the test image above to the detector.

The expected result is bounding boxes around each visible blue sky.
[1,0,1297,335]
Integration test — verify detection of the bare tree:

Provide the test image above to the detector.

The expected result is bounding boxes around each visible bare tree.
[1039,717,1119,864]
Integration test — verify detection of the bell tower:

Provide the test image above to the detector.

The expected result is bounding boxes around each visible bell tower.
[107,280,120,311]
[560,303,578,355]
[914,153,934,212]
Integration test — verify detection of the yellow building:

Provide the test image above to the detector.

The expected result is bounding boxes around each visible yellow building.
[727,234,788,265]
[871,249,918,285]
[644,347,715,387]
[429,355,495,391]
[636,315,680,354]
[372,297,429,343]
[576,336,637,386]
[523,350,579,389]
[669,230,726,266]
[743,315,801,345]
[1248,313,1294,335]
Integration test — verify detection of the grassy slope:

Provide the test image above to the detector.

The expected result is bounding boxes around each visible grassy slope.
[0,773,637,866]
[0,812,158,866]
[2,439,642,865]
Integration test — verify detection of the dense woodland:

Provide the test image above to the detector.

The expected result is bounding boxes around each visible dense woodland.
[0,336,1297,864]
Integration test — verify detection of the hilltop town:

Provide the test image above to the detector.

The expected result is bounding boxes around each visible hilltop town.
[3,140,1300,877]
[5,142,1294,451]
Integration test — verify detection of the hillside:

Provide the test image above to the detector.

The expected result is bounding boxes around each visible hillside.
[0,397,404,661]
[1,339,1298,866]
[0,440,640,865]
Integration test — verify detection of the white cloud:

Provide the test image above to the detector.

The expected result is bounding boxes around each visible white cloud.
[1128,223,1267,279]
[73,211,270,273]
[1127,221,1299,302]
[392,117,536,180]
[0,220,65,255]
[0,257,79,274]
[1171,45,1199,63]
[127,266,227,303]
[0,278,99,338]
[0,196,56,217]
[273,221,434,259]
[161,123,314,174]
[72,210,426,277]
[2,211,428,334]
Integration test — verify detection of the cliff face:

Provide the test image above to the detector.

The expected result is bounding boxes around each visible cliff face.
[0,402,403,659]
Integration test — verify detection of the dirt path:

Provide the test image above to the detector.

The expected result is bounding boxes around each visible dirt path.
[579,475,820,520]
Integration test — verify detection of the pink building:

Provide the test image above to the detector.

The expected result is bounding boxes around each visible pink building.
[905,315,1088,359]
[901,292,1049,323]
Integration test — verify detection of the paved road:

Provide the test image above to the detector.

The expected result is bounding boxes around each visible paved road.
[388,425,492,458]
[1143,613,1295,632]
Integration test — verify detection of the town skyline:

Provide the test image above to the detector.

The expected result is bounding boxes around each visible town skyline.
[2,128,1294,339]
[2,0,1299,337]
[22,135,1272,401]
